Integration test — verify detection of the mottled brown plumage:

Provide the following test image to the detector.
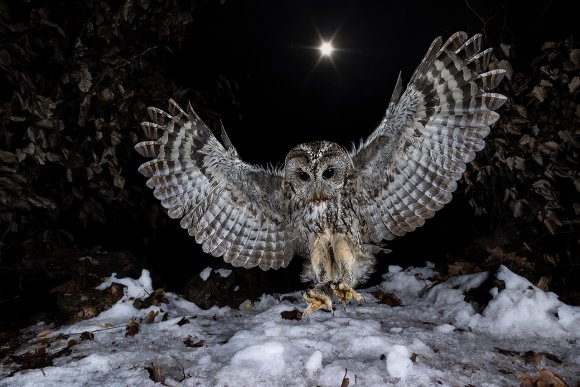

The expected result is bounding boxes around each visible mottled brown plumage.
[135,32,506,314]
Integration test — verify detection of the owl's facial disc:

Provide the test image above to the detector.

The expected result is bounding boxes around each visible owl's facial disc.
[283,141,352,205]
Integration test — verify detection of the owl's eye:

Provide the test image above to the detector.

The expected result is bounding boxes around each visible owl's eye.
[298,171,311,181]
[322,168,335,179]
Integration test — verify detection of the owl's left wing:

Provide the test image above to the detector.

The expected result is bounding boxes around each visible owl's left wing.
[135,99,296,270]
[351,32,507,243]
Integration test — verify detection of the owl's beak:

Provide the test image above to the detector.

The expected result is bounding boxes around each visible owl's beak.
[311,190,327,202]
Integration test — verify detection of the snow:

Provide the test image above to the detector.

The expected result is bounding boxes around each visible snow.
[199,267,233,280]
[199,267,212,281]
[2,265,579,386]
[215,268,232,278]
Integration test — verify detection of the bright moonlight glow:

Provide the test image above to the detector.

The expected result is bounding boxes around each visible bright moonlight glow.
[319,41,334,57]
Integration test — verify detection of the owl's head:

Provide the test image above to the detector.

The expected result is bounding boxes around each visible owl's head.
[283,141,354,204]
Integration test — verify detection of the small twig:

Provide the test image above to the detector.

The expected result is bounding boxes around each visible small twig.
[112,46,159,71]
[536,0,554,26]
[465,0,486,26]
[465,0,507,36]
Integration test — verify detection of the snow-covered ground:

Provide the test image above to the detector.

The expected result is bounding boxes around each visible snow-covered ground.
[1,264,579,386]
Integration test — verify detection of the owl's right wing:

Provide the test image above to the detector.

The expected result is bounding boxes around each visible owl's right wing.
[135,100,296,270]
[351,32,507,243]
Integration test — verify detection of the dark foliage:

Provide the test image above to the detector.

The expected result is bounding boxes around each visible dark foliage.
[0,0,201,261]
[462,38,579,297]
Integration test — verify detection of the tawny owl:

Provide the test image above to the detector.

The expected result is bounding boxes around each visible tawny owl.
[135,32,506,315]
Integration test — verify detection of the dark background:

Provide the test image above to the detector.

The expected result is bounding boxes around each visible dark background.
[0,0,578,329]
[179,0,578,164]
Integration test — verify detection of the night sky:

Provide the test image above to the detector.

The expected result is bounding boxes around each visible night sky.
[170,0,578,166]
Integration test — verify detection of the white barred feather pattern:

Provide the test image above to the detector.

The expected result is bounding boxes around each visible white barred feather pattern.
[351,31,506,242]
[135,100,296,270]
[136,32,505,290]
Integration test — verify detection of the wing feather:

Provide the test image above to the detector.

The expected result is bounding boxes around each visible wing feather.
[135,100,296,269]
[351,32,506,242]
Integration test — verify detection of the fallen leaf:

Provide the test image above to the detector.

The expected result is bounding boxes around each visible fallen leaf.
[523,350,542,365]
[517,372,535,387]
[141,310,158,324]
[80,331,94,341]
[568,76,580,93]
[370,291,402,306]
[176,317,190,326]
[145,360,164,383]
[183,335,205,348]
[519,369,569,387]
[36,330,52,339]
[0,150,16,163]
[78,62,92,92]
[542,352,562,364]
[125,319,139,337]
[280,309,303,321]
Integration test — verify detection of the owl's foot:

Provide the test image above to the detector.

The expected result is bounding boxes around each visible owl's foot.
[330,282,364,305]
[302,285,333,316]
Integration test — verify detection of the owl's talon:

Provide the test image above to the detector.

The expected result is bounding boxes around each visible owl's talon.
[302,287,333,316]
[330,282,364,305]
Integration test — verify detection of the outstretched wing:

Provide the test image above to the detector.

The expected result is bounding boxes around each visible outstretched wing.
[351,32,507,242]
[135,99,296,270]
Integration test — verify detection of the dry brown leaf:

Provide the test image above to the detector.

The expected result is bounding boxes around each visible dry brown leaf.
[531,86,546,102]
[497,59,513,80]
[36,330,53,339]
[523,350,542,365]
[125,319,139,337]
[78,62,92,92]
[513,104,528,118]
[146,360,164,383]
[80,331,94,341]
[569,76,580,93]
[517,372,535,387]
[141,310,158,324]
[570,48,580,66]
[500,43,511,57]
[280,309,303,321]
[535,369,568,387]
[370,291,402,307]
[0,150,16,163]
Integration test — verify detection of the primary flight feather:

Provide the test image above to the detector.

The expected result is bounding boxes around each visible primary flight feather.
[135,32,506,314]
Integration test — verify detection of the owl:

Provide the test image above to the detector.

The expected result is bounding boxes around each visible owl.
[135,32,506,315]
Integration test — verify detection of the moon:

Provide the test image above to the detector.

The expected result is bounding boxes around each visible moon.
[319,41,334,57]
